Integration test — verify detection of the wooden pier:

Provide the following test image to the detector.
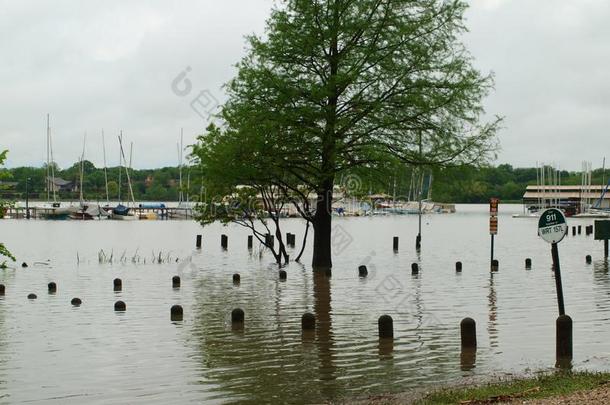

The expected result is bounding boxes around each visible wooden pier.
[2,206,194,220]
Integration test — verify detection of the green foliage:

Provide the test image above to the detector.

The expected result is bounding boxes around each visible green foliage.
[202,0,501,266]
[1,161,198,202]
[0,150,15,267]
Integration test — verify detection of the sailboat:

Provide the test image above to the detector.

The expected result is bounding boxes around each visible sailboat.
[110,132,137,220]
[171,128,195,219]
[40,114,78,220]
[70,133,109,220]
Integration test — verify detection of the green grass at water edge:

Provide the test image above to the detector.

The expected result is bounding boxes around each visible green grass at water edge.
[416,371,610,404]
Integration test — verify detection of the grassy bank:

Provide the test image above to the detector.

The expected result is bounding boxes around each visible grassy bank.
[416,371,610,404]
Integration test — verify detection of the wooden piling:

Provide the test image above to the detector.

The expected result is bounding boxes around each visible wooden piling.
[71,297,82,306]
[301,313,316,330]
[525,258,532,269]
[358,265,368,277]
[393,236,399,251]
[233,273,240,284]
[48,282,57,293]
[113,278,122,292]
[247,235,253,249]
[172,276,181,288]
[586,255,592,264]
[491,259,499,272]
[221,234,228,250]
[196,234,202,249]
[556,314,573,364]
[455,261,462,273]
[231,308,245,324]
[171,305,183,321]
[460,317,477,349]
[114,301,126,311]
[378,315,393,338]
[411,263,419,275]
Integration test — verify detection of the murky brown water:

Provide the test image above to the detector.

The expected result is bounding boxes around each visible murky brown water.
[1,204,609,404]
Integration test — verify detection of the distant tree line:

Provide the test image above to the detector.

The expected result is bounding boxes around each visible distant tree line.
[0,161,203,202]
[1,161,607,204]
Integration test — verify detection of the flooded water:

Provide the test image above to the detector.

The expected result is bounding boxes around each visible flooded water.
[1,204,609,404]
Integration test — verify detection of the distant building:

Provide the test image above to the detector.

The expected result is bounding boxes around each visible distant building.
[47,177,77,193]
[522,185,610,214]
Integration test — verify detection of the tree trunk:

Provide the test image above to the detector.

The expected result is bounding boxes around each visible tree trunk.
[312,178,333,270]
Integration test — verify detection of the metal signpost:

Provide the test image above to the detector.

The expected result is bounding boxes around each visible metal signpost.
[489,198,499,268]
[538,208,568,315]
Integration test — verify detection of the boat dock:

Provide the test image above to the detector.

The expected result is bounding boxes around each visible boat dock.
[2,206,195,220]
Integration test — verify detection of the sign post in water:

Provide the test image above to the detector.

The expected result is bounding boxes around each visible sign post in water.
[538,208,568,315]
[489,198,499,270]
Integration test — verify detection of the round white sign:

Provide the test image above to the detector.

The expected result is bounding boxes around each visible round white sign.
[537,208,567,244]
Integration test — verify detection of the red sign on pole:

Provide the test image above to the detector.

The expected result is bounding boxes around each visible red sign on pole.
[490,198,499,216]
[490,216,498,235]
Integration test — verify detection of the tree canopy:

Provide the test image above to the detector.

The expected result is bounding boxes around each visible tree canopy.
[194,0,500,269]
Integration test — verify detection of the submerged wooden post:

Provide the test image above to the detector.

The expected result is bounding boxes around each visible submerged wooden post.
[247,235,253,249]
[578,225,582,235]
[71,297,82,306]
[301,313,316,330]
[196,234,202,249]
[525,258,532,269]
[172,276,181,288]
[358,265,368,277]
[460,318,477,349]
[0,284,5,296]
[411,263,419,275]
[231,308,245,324]
[114,301,126,311]
[491,259,499,272]
[233,273,240,284]
[279,270,287,280]
[113,278,122,292]
[393,236,399,251]
[48,282,57,293]
[586,255,592,264]
[221,234,228,250]
[556,314,573,366]
[171,305,183,321]
[28,293,37,300]
[455,261,462,273]
[378,315,393,338]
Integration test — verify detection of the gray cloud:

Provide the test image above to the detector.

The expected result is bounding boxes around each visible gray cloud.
[1,0,608,170]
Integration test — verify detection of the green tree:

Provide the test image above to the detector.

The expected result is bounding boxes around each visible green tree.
[214,0,499,269]
[0,150,15,268]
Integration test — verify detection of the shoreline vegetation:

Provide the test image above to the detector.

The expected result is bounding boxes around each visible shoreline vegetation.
[1,162,609,204]
[336,371,610,405]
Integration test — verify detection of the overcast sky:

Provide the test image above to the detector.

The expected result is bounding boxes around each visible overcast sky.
[1,0,608,171]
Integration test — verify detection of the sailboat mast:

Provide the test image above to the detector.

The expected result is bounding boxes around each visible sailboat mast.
[46,114,50,203]
[178,128,184,204]
[49,120,57,202]
[118,135,136,205]
[79,133,86,203]
[102,130,109,203]
[118,131,122,203]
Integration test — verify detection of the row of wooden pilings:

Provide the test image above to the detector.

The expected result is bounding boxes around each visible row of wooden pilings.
[192,233,578,366]
[197,233,298,251]
[197,234,599,269]
[572,225,595,236]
